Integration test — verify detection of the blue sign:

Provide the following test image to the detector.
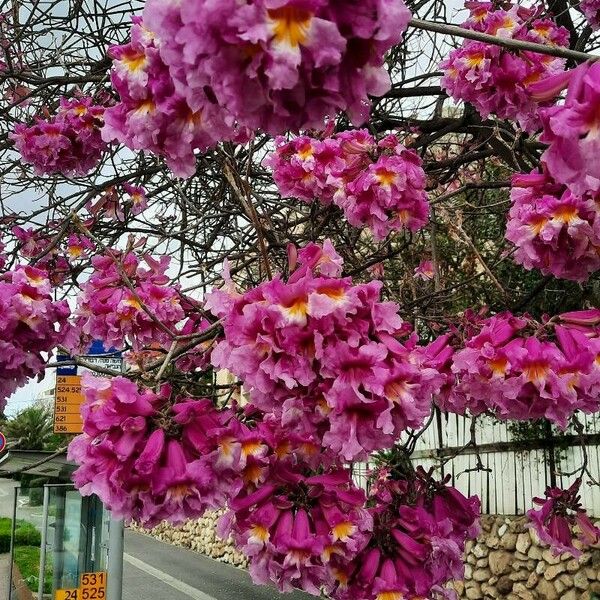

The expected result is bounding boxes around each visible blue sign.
[0,432,6,453]
[57,341,121,376]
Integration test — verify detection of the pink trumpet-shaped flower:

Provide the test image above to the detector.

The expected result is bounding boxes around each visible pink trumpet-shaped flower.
[539,62,600,196]
[414,260,434,281]
[0,264,71,413]
[208,240,442,462]
[265,130,430,240]
[440,5,568,131]
[69,249,185,352]
[223,445,371,596]
[69,376,241,526]
[103,17,248,178]
[331,468,479,600]
[143,0,412,136]
[434,310,600,427]
[526,479,600,557]
[11,96,107,176]
[122,183,148,215]
[505,169,600,282]
[581,0,600,30]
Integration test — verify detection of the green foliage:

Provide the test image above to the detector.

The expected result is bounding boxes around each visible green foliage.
[506,419,569,464]
[27,477,49,507]
[18,474,36,494]
[4,406,55,450]
[14,521,41,547]
[0,518,11,553]
[0,518,42,553]
[506,419,551,443]
[13,545,52,594]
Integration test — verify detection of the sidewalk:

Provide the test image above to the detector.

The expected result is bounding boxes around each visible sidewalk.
[0,553,10,600]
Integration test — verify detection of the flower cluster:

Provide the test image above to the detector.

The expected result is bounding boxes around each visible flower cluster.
[581,0,600,31]
[527,479,600,557]
[142,0,411,137]
[0,265,70,413]
[207,241,441,462]
[69,375,241,526]
[264,131,430,240]
[11,96,107,176]
[440,3,568,131]
[538,62,600,196]
[102,17,245,178]
[69,250,184,352]
[430,311,600,428]
[12,225,72,286]
[505,170,600,282]
[330,467,480,600]
[222,441,371,595]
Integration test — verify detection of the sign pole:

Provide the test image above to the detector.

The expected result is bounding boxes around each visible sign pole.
[106,516,124,600]
[37,485,50,600]
[7,486,18,600]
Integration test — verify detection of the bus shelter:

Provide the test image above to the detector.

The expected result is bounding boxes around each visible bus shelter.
[0,450,123,600]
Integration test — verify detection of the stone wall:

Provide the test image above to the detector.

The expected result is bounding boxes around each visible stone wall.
[453,515,600,600]
[129,510,248,568]
[131,512,600,599]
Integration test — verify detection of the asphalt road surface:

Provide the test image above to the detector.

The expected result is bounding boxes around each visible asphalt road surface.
[123,529,312,600]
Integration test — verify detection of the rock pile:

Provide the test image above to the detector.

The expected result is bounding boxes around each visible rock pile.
[129,510,248,568]
[452,515,600,600]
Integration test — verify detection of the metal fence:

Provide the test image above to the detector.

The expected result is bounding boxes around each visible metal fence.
[352,412,600,517]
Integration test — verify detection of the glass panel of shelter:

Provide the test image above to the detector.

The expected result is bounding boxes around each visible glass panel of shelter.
[9,484,107,600]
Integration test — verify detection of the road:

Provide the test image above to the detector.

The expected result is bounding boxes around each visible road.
[0,478,45,529]
[123,529,312,600]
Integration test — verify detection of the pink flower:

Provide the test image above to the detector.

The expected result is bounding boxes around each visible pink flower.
[331,468,479,600]
[414,260,434,281]
[438,311,600,428]
[143,0,411,135]
[539,62,600,195]
[66,234,94,261]
[336,147,429,240]
[224,451,370,596]
[505,169,600,282]
[69,249,185,351]
[0,265,71,413]
[440,6,568,131]
[581,0,600,30]
[102,18,247,178]
[263,135,345,204]
[208,241,441,462]
[526,479,600,557]
[265,130,430,240]
[122,183,148,215]
[69,376,241,526]
[11,96,107,176]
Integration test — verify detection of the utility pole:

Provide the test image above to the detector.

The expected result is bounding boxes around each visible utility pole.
[106,516,124,600]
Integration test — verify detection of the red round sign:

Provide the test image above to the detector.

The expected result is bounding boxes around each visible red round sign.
[0,432,6,453]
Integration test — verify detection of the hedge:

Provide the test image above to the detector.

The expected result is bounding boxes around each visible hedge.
[0,518,42,553]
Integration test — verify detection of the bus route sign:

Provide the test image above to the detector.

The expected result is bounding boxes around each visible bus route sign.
[53,341,122,434]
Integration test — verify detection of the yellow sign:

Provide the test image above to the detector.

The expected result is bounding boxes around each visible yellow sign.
[53,344,122,435]
[80,571,107,600]
[53,374,84,434]
[55,589,79,600]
